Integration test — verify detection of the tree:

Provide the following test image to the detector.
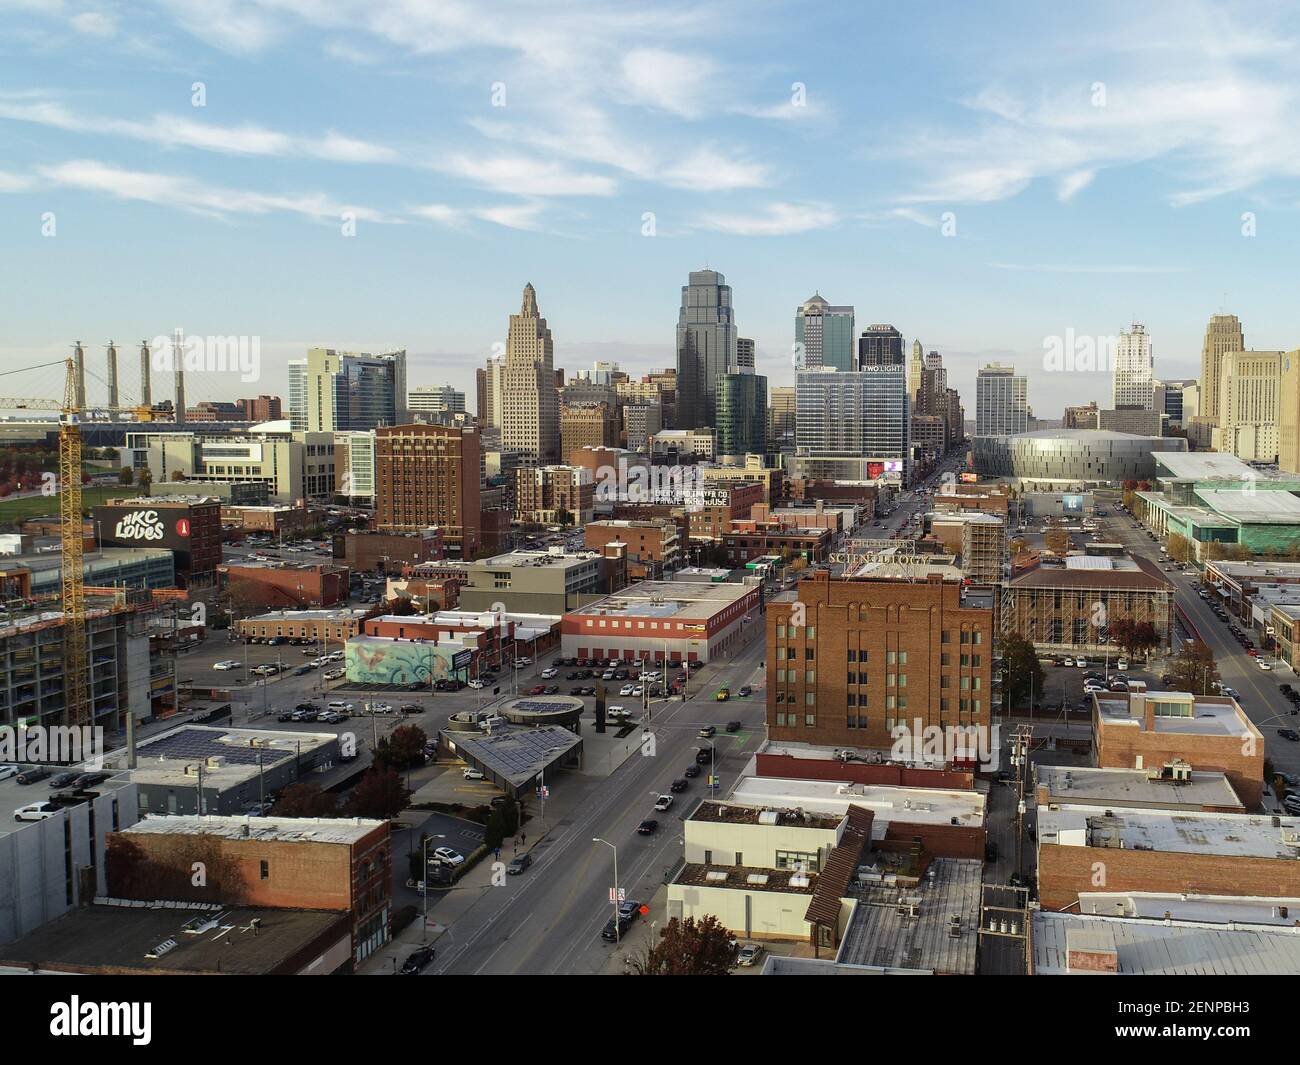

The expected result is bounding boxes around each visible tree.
[1167,639,1220,696]
[1166,532,1193,564]
[138,466,152,490]
[345,767,409,819]
[632,915,736,975]
[375,724,427,771]
[998,632,1044,713]
[1226,542,1253,561]
[483,796,521,850]
[1043,525,1071,555]
[554,508,574,528]
[272,782,338,818]
[1009,536,1027,557]
[1108,618,1161,661]
[117,466,134,485]
[1202,540,1225,562]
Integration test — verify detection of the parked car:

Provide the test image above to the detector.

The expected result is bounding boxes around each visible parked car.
[432,847,465,866]
[601,914,634,941]
[507,853,532,875]
[463,767,485,780]
[683,764,701,778]
[695,748,713,765]
[14,801,60,822]
[698,725,717,738]
[468,678,485,689]
[71,772,108,789]
[400,946,435,974]
[15,766,50,785]
[48,772,78,788]
[736,944,765,967]
[212,660,240,671]
[399,703,424,714]
[725,720,741,733]
[737,685,753,697]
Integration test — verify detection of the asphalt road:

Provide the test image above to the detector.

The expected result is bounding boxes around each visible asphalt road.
[428,629,770,975]
[1100,491,1300,782]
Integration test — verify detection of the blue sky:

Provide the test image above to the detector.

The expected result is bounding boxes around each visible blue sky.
[3,0,1300,417]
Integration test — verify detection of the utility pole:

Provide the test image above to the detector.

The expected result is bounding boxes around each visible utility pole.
[1009,723,1032,883]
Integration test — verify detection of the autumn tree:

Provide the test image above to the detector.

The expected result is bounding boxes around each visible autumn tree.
[1166,533,1193,564]
[375,724,428,772]
[345,767,409,820]
[997,632,1044,713]
[272,782,338,818]
[1043,526,1071,555]
[632,915,736,976]
[1107,618,1161,661]
[1167,639,1220,696]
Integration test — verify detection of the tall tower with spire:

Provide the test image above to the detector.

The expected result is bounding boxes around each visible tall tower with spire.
[794,292,854,371]
[502,283,559,461]
[1200,313,1245,427]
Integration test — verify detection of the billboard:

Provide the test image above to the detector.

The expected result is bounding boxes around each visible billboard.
[1062,494,1085,514]
[95,503,196,572]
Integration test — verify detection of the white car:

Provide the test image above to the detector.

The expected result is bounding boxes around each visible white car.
[736,943,765,967]
[1116,658,1129,671]
[0,764,18,783]
[433,847,466,866]
[371,702,393,713]
[212,660,240,671]
[516,657,532,666]
[619,684,636,696]
[607,705,628,718]
[462,767,485,780]
[1258,660,1274,671]
[653,794,674,811]
[468,678,485,689]
[1075,658,1088,669]
[15,801,60,822]
[541,668,558,679]
[324,668,345,680]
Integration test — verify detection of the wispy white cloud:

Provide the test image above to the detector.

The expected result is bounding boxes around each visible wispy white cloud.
[619,48,716,118]
[698,201,836,237]
[38,158,393,223]
[988,262,1196,274]
[411,201,546,232]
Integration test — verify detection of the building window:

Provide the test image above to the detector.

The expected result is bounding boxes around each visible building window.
[776,851,820,873]
[260,860,269,880]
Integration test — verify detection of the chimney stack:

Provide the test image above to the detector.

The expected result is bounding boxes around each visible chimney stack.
[105,341,119,409]
[72,341,86,410]
[173,328,186,425]
[139,340,152,408]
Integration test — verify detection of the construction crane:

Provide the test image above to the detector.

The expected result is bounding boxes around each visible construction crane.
[0,357,157,726]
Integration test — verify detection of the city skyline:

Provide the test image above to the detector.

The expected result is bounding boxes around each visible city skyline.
[4,2,1300,418]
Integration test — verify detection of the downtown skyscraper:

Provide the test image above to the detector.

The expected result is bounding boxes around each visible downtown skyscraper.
[794,293,855,371]
[975,363,1028,436]
[675,269,737,428]
[501,283,560,462]
[1200,313,1246,427]
[1112,322,1155,410]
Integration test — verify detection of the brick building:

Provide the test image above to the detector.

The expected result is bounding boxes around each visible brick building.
[1036,805,1300,911]
[722,521,832,565]
[374,423,482,558]
[560,402,619,464]
[515,464,594,525]
[222,504,314,535]
[105,814,392,966]
[94,495,222,588]
[221,560,350,609]
[687,481,764,540]
[766,571,994,751]
[1092,689,1264,809]
[336,528,444,573]
[239,395,283,422]
[236,607,371,643]
[584,518,681,577]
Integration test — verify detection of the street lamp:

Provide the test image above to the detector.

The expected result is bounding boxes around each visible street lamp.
[593,837,622,943]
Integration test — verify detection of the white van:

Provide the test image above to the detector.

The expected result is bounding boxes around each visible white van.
[328,700,354,713]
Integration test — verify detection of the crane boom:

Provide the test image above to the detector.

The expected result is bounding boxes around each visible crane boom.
[59,360,90,727]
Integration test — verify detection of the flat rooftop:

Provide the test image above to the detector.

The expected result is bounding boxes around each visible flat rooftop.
[0,769,134,840]
[1197,487,1300,524]
[0,903,349,975]
[1207,559,1300,581]
[470,549,602,569]
[103,724,337,790]
[728,777,985,832]
[675,862,818,895]
[838,857,982,975]
[1036,764,1245,811]
[1094,692,1256,739]
[1078,891,1300,926]
[120,813,383,845]
[1156,451,1260,481]
[689,800,845,830]
[1037,805,1300,859]
[244,607,371,623]
[568,579,752,620]
[1033,912,1300,975]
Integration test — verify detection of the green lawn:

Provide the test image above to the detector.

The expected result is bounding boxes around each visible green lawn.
[0,485,123,527]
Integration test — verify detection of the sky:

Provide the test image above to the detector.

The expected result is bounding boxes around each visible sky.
[3,0,1300,419]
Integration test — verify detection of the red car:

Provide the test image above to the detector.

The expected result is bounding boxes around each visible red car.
[527,685,546,695]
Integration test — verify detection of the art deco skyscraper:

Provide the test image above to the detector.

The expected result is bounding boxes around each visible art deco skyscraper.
[909,339,924,406]
[676,269,737,428]
[1112,323,1155,410]
[502,283,559,461]
[1200,313,1245,427]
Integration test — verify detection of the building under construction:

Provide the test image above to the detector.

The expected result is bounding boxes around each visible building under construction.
[1000,554,1175,655]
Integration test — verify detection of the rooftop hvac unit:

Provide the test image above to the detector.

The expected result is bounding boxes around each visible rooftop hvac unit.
[757,810,779,825]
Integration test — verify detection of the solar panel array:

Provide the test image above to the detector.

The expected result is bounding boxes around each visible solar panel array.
[140,728,295,768]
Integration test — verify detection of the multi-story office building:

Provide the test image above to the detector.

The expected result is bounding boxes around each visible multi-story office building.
[621,402,662,453]
[909,339,924,405]
[1064,402,1100,429]
[768,385,797,444]
[374,423,483,558]
[1153,380,1194,427]
[1200,313,1246,427]
[1213,350,1281,463]
[975,363,1029,437]
[715,371,767,460]
[515,465,594,525]
[856,324,905,369]
[501,283,560,462]
[295,347,407,432]
[766,571,993,751]
[93,495,222,587]
[1112,322,1155,410]
[676,269,737,428]
[334,430,377,503]
[478,357,505,429]
[560,402,619,463]
[287,359,307,430]
[736,337,755,370]
[794,294,855,371]
[795,367,908,481]
[1279,351,1300,475]
[409,384,466,416]
[237,395,282,422]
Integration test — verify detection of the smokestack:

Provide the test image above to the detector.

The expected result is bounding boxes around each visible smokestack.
[105,341,119,409]
[139,340,152,408]
[173,327,186,425]
[72,341,86,410]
